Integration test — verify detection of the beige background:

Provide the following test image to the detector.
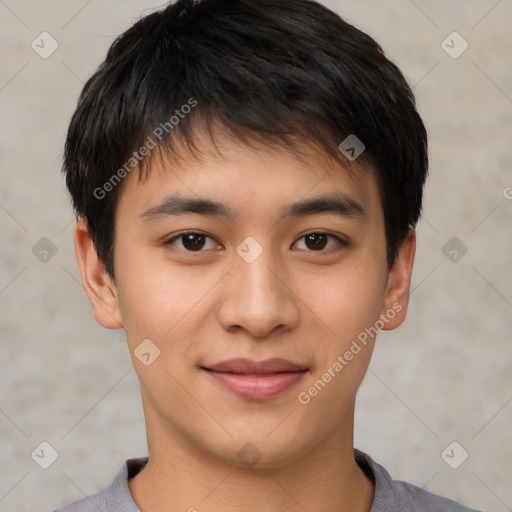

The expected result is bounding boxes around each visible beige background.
[1,1,511,511]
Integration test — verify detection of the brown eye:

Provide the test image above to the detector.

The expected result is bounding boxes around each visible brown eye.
[165,232,221,252]
[293,232,346,252]
[304,233,328,250]
[181,233,206,251]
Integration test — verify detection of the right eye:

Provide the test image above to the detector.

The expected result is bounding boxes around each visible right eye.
[164,231,223,252]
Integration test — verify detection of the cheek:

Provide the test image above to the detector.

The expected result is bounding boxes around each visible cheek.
[115,244,199,332]
[292,262,384,428]
[114,246,224,375]
[298,257,387,347]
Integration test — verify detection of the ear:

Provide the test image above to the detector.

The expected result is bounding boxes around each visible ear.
[380,227,416,330]
[73,218,122,329]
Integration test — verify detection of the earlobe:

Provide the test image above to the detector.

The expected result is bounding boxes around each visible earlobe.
[381,228,416,331]
[73,218,123,330]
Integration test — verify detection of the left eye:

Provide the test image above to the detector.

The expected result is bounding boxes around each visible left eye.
[166,232,221,252]
[293,233,344,251]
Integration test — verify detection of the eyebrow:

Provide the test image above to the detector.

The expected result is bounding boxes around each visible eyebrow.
[139,193,367,222]
[281,194,367,221]
[140,195,232,220]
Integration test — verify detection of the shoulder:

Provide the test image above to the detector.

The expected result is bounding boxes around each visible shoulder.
[52,488,108,512]
[52,458,147,512]
[355,450,483,512]
[389,479,483,512]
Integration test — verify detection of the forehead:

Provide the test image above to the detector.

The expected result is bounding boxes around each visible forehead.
[115,129,383,224]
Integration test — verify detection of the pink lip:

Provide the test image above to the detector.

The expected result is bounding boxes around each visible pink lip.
[203,358,308,400]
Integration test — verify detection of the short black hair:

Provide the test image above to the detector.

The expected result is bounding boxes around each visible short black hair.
[63,0,428,279]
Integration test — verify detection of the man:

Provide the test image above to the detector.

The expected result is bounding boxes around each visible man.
[55,0,482,510]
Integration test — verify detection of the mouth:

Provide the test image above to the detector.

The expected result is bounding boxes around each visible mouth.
[201,358,309,400]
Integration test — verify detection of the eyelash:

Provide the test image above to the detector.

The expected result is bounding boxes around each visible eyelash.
[163,231,348,253]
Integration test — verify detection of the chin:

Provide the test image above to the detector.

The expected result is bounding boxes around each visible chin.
[205,432,311,470]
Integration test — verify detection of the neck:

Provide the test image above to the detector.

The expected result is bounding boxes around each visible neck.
[129,401,374,512]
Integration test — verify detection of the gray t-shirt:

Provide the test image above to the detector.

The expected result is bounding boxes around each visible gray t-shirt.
[53,450,482,511]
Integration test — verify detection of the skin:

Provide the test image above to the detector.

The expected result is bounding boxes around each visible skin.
[74,128,416,512]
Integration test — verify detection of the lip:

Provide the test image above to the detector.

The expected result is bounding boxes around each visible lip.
[202,358,308,400]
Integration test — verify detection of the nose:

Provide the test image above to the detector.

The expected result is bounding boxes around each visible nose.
[216,246,300,338]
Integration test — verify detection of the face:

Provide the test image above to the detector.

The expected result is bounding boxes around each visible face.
[76,130,414,469]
